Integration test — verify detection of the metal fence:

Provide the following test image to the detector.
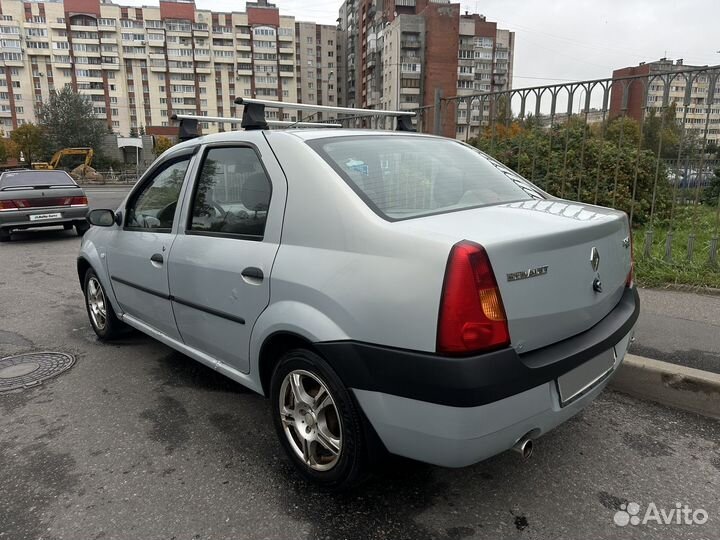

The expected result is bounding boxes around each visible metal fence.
[443,65,720,265]
[76,169,144,185]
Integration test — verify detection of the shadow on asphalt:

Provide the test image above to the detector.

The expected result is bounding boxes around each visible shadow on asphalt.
[152,351,254,394]
[3,227,80,244]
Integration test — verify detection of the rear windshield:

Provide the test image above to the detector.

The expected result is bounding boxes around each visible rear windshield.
[0,170,76,189]
[309,136,543,220]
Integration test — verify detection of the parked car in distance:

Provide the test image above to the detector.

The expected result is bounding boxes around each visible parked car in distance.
[78,126,639,490]
[0,169,90,241]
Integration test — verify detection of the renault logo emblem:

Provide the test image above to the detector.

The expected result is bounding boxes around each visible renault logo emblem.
[590,247,600,272]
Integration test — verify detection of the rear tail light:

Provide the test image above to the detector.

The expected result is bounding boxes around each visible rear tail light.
[437,240,510,355]
[68,196,88,206]
[0,199,29,211]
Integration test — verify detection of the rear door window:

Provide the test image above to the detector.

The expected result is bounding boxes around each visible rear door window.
[188,146,272,239]
[309,136,542,220]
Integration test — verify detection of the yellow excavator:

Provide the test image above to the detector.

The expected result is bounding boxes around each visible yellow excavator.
[32,148,103,181]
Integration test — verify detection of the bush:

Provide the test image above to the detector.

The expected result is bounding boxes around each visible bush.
[470,116,672,225]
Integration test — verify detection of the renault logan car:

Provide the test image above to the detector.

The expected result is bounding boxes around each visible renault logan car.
[78,128,639,489]
[0,169,90,241]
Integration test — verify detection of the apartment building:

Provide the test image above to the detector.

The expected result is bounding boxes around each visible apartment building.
[0,0,336,136]
[338,0,514,138]
[610,58,720,144]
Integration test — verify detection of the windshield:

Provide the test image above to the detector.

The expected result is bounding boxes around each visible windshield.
[0,170,76,189]
[309,135,543,220]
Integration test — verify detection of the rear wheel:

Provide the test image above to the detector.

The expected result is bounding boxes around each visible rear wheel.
[75,221,90,237]
[270,348,372,490]
[84,269,124,340]
[0,229,10,242]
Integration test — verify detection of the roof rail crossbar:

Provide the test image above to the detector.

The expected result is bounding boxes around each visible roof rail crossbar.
[170,114,200,141]
[171,114,341,138]
[234,97,417,132]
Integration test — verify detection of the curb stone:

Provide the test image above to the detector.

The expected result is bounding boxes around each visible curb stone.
[610,354,720,420]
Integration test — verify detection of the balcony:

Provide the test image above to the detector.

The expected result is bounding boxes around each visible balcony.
[401,40,420,49]
[69,24,99,32]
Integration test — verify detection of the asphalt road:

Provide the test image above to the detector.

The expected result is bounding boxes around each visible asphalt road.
[0,230,719,540]
[0,186,719,539]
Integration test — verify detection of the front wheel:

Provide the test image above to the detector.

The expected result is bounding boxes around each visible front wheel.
[83,269,124,340]
[270,349,372,490]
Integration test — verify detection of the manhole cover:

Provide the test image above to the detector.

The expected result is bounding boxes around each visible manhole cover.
[0,352,75,392]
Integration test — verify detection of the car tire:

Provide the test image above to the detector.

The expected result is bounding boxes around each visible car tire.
[83,268,124,340]
[0,229,10,242]
[270,348,373,490]
[75,221,90,237]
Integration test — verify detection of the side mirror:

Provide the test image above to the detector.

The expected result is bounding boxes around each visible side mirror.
[87,209,117,227]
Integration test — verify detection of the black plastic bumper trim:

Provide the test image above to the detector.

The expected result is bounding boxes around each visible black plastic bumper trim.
[315,286,640,408]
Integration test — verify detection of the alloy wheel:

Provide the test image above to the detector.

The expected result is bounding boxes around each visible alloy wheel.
[278,369,343,471]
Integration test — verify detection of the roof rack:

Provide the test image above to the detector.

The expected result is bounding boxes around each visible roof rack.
[234,97,416,132]
[170,114,342,141]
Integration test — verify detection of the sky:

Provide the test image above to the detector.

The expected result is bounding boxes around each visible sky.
[121,0,719,87]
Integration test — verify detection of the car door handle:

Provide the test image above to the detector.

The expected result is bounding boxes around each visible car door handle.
[150,253,164,264]
[241,267,263,280]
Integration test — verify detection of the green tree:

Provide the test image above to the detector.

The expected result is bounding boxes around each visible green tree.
[10,123,46,165]
[0,131,8,163]
[139,125,145,136]
[129,127,138,138]
[153,135,174,156]
[702,168,720,206]
[36,87,106,155]
[643,104,681,159]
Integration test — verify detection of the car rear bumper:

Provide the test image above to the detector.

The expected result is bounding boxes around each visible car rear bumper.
[0,206,88,230]
[352,337,629,467]
[316,286,639,467]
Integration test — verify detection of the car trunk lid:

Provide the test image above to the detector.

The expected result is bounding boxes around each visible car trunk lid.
[0,185,86,209]
[396,199,632,353]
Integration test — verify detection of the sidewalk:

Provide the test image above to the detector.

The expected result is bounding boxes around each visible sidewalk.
[630,287,720,375]
[609,287,720,419]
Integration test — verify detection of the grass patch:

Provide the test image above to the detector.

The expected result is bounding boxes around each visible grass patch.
[634,204,720,288]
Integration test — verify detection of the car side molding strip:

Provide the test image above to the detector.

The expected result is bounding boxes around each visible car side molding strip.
[110,275,246,326]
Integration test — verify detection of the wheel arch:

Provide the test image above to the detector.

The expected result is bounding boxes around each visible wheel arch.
[77,256,92,290]
[258,331,319,398]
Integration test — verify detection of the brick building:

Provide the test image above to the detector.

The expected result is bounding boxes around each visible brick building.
[338,0,514,138]
[610,58,720,144]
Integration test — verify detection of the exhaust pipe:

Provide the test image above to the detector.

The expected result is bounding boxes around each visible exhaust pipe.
[512,436,534,460]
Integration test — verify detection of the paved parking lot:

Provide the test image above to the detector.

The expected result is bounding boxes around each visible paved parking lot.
[1,192,719,539]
